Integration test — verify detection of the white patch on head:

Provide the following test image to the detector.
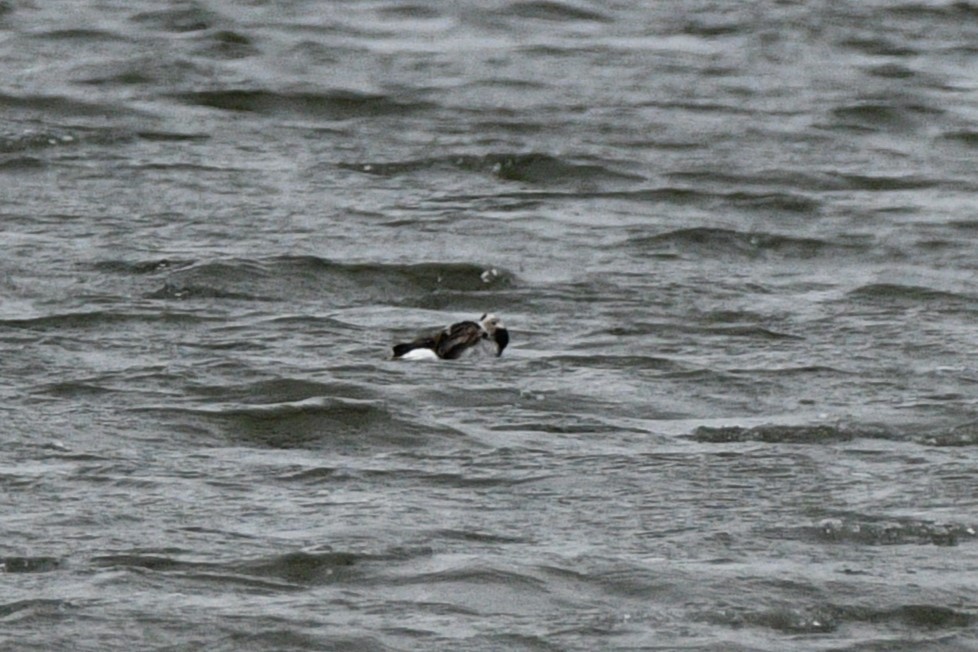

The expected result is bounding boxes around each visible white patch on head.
[397,348,439,361]
[480,313,504,333]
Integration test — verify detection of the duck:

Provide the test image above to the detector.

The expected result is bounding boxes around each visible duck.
[392,313,509,360]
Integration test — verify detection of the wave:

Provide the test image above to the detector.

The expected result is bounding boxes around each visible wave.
[137,397,467,449]
[866,62,918,79]
[36,380,115,399]
[920,420,978,446]
[666,169,835,192]
[0,124,140,155]
[667,168,943,193]
[431,186,821,213]
[648,187,819,211]
[839,35,918,57]
[633,187,820,212]
[0,556,61,573]
[943,129,978,147]
[701,325,803,340]
[377,5,442,19]
[133,256,513,307]
[605,320,804,345]
[846,283,976,307]
[232,550,363,585]
[146,282,267,301]
[0,92,144,118]
[340,152,644,186]
[542,354,684,372]
[701,604,837,634]
[0,599,70,620]
[135,131,210,142]
[689,423,895,444]
[400,468,554,488]
[76,53,216,88]
[628,227,865,260]
[130,5,223,33]
[0,309,204,331]
[826,101,943,132]
[828,172,940,191]
[693,421,978,448]
[278,466,346,483]
[679,18,744,37]
[861,604,975,629]
[94,258,194,274]
[777,514,977,547]
[490,415,644,435]
[193,30,258,59]
[435,529,529,544]
[388,563,546,592]
[885,2,978,20]
[32,28,130,42]
[0,156,47,172]
[505,1,612,23]
[724,365,849,377]
[91,549,365,588]
[172,88,430,118]
[703,601,975,634]
[199,378,377,405]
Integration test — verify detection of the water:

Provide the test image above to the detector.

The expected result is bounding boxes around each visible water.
[2,1,978,649]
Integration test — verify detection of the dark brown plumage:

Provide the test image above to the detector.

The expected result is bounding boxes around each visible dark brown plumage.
[392,314,509,360]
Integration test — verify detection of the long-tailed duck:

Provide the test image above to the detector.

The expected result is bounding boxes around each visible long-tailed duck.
[392,313,509,360]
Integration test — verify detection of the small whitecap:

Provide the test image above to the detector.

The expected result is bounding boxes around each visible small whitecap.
[818,518,842,533]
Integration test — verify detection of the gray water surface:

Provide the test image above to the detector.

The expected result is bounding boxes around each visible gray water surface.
[2,1,978,650]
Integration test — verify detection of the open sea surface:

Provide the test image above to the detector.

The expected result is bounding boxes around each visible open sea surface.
[2,1,978,650]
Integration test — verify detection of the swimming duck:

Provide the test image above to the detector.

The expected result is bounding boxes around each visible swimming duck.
[392,313,509,360]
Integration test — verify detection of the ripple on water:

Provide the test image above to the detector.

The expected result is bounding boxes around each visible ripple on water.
[134,256,513,308]
[0,556,62,573]
[340,152,644,186]
[134,397,469,450]
[703,602,976,636]
[769,514,977,547]
[171,89,431,119]
[688,423,898,445]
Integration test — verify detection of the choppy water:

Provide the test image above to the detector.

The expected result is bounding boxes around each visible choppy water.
[3,1,978,650]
